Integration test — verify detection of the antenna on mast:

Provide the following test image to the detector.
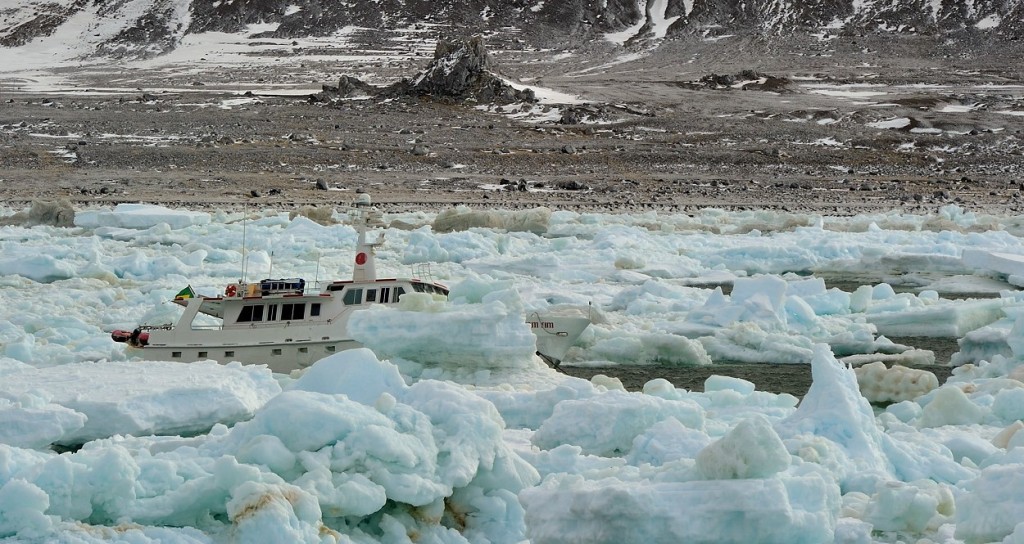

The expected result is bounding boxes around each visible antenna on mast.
[350,192,385,282]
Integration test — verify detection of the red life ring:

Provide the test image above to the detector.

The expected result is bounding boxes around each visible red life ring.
[225,284,237,297]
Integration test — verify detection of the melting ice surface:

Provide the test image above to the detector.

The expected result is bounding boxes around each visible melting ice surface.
[5,203,1024,543]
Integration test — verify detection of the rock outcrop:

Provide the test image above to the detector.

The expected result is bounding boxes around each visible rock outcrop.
[692,70,792,92]
[318,75,377,99]
[315,36,535,105]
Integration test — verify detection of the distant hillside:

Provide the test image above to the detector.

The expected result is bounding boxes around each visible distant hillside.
[1,0,1021,59]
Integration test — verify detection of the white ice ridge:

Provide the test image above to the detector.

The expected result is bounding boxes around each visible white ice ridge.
[0,359,280,448]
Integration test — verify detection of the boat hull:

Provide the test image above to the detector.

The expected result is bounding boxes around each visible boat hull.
[126,314,589,374]
[128,338,362,374]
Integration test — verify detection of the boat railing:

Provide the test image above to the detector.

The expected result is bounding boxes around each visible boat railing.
[189,324,224,331]
[411,263,432,282]
[411,263,452,283]
[188,323,280,332]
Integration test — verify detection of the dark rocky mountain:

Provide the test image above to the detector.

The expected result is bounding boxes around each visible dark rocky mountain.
[1,0,1020,59]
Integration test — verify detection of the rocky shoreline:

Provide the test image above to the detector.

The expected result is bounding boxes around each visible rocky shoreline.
[2,33,1023,216]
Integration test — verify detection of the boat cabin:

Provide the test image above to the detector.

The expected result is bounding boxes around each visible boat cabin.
[207,278,451,328]
[324,278,449,306]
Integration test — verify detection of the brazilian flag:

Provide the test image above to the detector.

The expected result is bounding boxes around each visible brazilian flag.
[174,285,196,300]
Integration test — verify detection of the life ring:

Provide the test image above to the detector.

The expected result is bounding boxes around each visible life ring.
[225,284,237,297]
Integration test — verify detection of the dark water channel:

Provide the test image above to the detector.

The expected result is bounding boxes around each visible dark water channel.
[563,273,1001,397]
[561,336,959,399]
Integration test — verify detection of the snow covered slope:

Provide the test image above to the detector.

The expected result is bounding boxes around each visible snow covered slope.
[1,0,1020,61]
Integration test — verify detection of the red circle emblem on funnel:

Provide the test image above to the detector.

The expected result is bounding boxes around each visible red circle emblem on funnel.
[355,252,367,265]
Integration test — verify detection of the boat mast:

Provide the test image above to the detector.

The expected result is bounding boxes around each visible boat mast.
[351,193,384,282]
[314,250,321,290]
[240,204,247,283]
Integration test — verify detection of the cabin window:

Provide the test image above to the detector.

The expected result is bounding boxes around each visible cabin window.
[380,287,391,304]
[343,288,363,305]
[395,287,406,301]
[299,347,308,354]
[366,289,377,302]
[326,345,336,352]
[267,305,278,321]
[272,349,282,356]
[225,350,235,357]
[260,278,305,294]
[198,351,208,358]
[282,303,305,320]
[311,303,321,317]
[411,283,446,296]
[171,351,181,358]
[238,305,265,323]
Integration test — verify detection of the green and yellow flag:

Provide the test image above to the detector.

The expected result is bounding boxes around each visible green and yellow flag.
[174,285,196,300]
